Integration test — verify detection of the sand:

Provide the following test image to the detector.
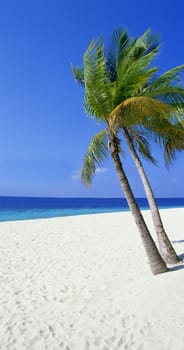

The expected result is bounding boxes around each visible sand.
[0,208,184,350]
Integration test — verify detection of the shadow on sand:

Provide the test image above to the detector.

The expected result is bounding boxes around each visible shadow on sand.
[178,253,184,261]
[169,262,184,272]
[168,243,184,272]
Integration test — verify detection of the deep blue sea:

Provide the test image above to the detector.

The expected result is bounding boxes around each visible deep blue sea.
[0,196,184,222]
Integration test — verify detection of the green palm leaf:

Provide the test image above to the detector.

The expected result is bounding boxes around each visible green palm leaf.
[143,65,184,107]
[157,121,184,165]
[126,127,157,164]
[71,64,84,86]
[105,27,131,82]
[83,39,114,119]
[115,30,159,81]
[113,31,160,104]
[81,129,109,186]
[133,120,184,165]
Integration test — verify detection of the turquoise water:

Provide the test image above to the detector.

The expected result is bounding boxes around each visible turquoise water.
[0,197,184,222]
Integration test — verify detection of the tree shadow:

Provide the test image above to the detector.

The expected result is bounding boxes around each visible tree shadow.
[169,262,184,272]
[178,253,184,261]
[168,253,184,272]
[168,242,184,272]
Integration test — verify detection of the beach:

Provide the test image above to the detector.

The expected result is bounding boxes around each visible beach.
[0,208,184,350]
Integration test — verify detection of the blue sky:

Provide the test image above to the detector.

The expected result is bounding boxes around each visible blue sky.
[0,0,183,198]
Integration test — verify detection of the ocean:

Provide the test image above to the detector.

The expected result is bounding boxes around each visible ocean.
[0,196,184,222]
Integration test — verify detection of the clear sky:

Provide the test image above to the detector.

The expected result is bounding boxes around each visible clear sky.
[0,0,183,198]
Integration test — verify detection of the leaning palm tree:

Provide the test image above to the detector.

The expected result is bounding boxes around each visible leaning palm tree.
[122,124,184,264]
[107,30,184,264]
[72,28,184,265]
[72,32,170,274]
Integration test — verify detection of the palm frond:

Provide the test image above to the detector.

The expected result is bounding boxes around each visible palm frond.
[110,96,175,130]
[115,61,158,104]
[127,127,157,164]
[71,64,85,86]
[164,138,178,165]
[117,29,159,74]
[113,37,159,104]
[156,65,184,84]
[83,38,114,119]
[162,122,184,166]
[81,129,109,186]
[142,30,160,56]
[143,85,184,109]
[105,27,131,82]
[133,120,184,166]
[144,65,184,92]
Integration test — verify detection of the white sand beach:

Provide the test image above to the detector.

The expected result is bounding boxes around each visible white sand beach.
[0,208,184,350]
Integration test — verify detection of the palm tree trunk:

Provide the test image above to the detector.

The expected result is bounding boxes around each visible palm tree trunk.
[109,136,167,275]
[123,127,179,264]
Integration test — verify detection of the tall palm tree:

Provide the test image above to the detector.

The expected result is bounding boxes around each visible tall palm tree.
[106,30,184,264]
[72,28,184,265]
[72,32,170,275]
[122,125,183,264]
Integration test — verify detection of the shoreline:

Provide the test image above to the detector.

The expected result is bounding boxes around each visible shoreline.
[1,205,184,223]
[0,208,184,349]
[0,196,184,222]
